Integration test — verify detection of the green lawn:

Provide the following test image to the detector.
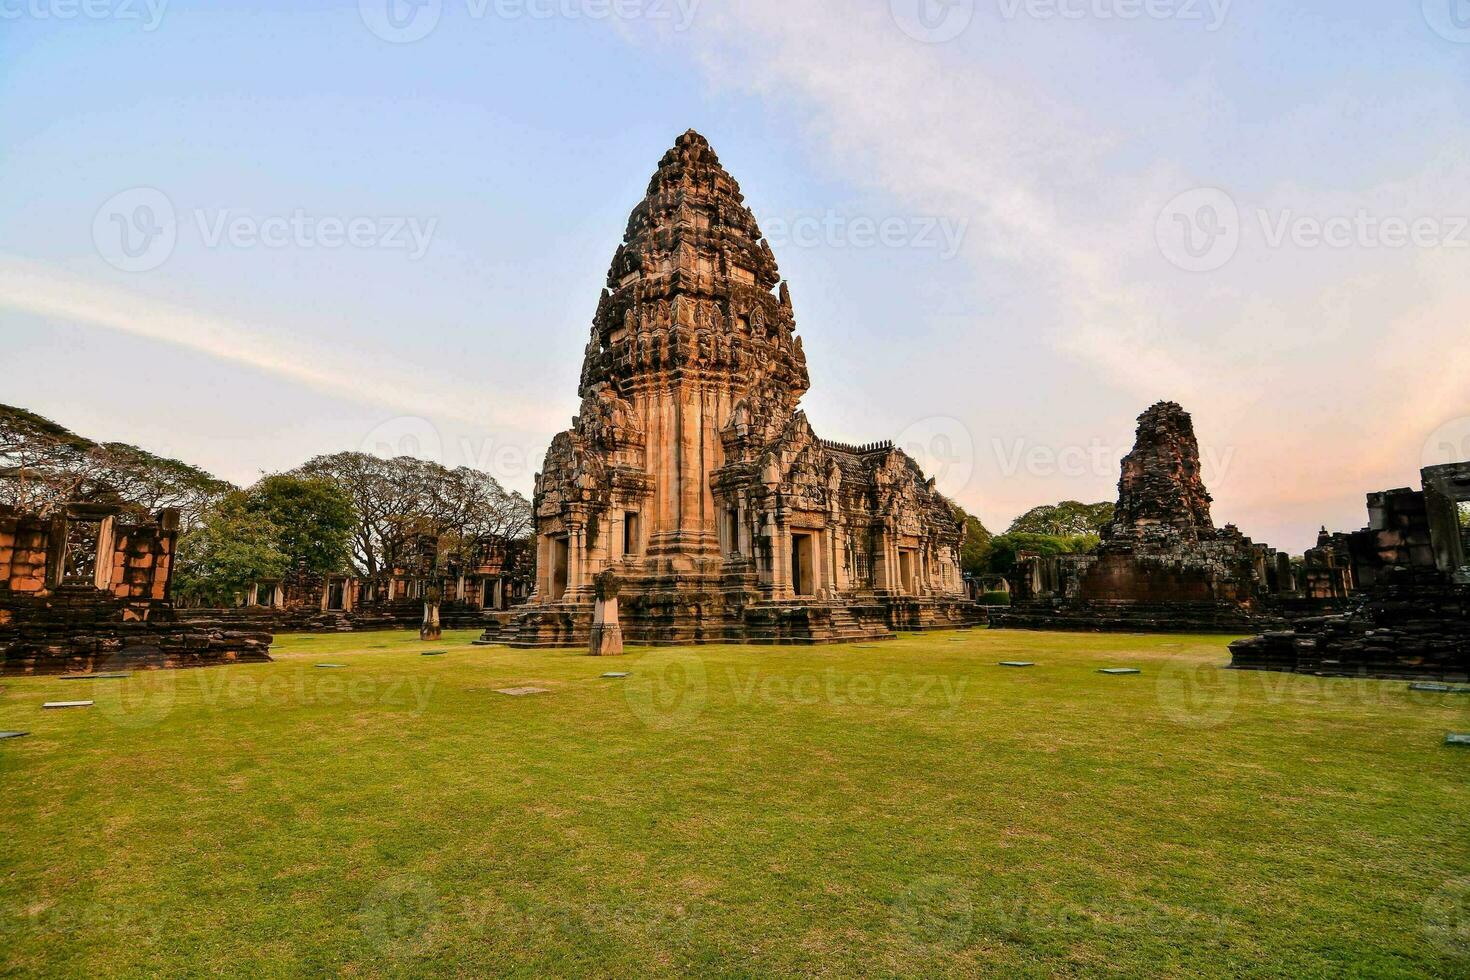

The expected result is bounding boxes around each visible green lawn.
[2,628,1468,977]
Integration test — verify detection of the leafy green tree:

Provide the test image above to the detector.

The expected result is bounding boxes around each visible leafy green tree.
[983,532,1100,576]
[292,452,531,576]
[0,403,231,526]
[952,505,994,577]
[245,474,355,577]
[172,493,288,606]
[1006,501,1115,537]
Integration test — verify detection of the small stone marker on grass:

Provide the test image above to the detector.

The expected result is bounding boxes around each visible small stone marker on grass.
[1099,668,1142,676]
[1446,734,1470,747]
[0,731,29,740]
[999,662,1035,668]
[495,687,550,697]
[316,664,349,669]
[43,701,94,710]
[1412,683,1470,694]
[601,672,630,679]
[60,673,129,681]
[422,651,447,657]
[589,571,625,657]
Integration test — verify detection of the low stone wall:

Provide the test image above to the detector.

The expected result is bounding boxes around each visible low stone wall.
[176,601,511,635]
[1230,568,1469,680]
[994,599,1280,634]
[0,594,272,675]
[0,503,274,675]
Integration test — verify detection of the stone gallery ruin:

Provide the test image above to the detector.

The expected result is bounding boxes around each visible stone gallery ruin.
[997,401,1301,634]
[0,502,272,675]
[995,400,1469,681]
[504,131,980,647]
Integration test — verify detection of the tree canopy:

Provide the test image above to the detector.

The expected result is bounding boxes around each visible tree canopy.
[291,453,532,577]
[952,505,995,577]
[172,493,289,606]
[983,531,1101,576]
[0,403,231,527]
[244,474,355,577]
[1006,500,1115,537]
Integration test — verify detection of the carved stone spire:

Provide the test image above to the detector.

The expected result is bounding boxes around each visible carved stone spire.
[578,130,808,415]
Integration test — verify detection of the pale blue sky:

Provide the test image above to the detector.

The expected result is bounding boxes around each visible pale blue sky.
[2,0,1467,551]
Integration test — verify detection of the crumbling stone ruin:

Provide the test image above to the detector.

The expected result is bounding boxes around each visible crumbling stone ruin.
[182,533,531,636]
[501,131,979,647]
[996,402,1295,633]
[0,502,272,675]
[1230,462,1470,680]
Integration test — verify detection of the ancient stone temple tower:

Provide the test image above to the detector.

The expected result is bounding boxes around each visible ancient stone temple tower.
[505,131,977,646]
[1103,401,1216,547]
[998,401,1294,633]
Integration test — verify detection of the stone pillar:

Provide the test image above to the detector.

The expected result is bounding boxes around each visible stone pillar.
[421,599,442,641]
[771,518,793,600]
[533,535,550,602]
[568,523,585,598]
[1275,553,1296,594]
[589,570,624,657]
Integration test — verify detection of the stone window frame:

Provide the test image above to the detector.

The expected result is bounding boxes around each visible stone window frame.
[49,504,119,592]
[1422,463,1470,584]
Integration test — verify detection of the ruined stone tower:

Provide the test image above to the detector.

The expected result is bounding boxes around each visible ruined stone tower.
[504,131,978,647]
[999,400,1290,633]
[1104,400,1215,546]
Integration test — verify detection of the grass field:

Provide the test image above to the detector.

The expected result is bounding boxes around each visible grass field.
[2,628,1468,977]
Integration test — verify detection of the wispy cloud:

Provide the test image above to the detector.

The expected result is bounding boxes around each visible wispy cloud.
[0,256,565,435]
[629,2,1470,548]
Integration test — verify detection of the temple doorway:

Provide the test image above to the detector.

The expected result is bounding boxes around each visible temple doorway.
[898,550,915,595]
[551,537,570,600]
[792,532,816,596]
